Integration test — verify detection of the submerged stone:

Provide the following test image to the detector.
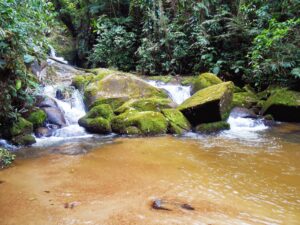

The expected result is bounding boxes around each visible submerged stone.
[178,82,234,126]
[195,121,230,133]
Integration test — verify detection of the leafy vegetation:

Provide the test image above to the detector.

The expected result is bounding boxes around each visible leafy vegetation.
[0,0,54,127]
[0,148,15,168]
[0,0,299,134]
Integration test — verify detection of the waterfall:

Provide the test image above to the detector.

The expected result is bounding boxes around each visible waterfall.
[47,46,68,65]
[147,80,191,105]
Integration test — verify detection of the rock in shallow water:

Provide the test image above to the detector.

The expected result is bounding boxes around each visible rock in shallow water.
[178,82,234,126]
[262,89,300,122]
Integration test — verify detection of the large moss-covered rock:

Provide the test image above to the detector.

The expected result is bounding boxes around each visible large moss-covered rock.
[84,73,168,107]
[10,118,33,137]
[231,91,258,109]
[9,117,36,146]
[195,121,230,133]
[115,98,174,114]
[27,109,47,128]
[162,109,191,134]
[178,82,234,126]
[111,111,168,135]
[191,73,222,94]
[72,68,114,91]
[78,104,114,134]
[12,134,36,146]
[89,97,129,111]
[78,117,112,134]
[261,89,300,122]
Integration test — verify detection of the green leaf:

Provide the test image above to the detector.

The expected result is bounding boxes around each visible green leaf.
[24,54,35,64]
[15,80,22,90]
[291,68,300,78]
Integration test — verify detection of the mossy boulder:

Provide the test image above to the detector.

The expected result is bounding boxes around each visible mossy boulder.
[178,82,234,126]
[231,91,258,109]
[78,104,114,134]
[89,97,129,111]
[261,89,300,122]
[26,109,47,128]
[9,117,36,146]
[111,111,168,135]
[10,118,33,137]
[72,69,114,91]
[84,73,168,108]
[191,73,222,94]
[84,104,114,120]
[115,98,174,114]
[12,134,36,146]
[162,109,191,134]
[195,121,230,133]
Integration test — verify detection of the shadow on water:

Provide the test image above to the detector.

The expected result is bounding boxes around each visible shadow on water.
[15,135,117,158]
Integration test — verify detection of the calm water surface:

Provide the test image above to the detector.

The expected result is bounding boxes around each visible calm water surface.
[0,122,299,225]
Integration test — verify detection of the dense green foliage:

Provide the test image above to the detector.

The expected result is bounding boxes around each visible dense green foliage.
[0,0,299,132]
[0,148,15,168]
[0,0,54,126]
[54,0,299,89]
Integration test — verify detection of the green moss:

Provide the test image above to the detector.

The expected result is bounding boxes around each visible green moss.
[147,75,173,83]
[115,98,173,114]
[191,73,222,94]
[161,109,191,134]
[181,76,196,86]
[262,89,300,113]
[78,104,114,134]
[78,117,112,134]
[90,97,129,111]
[12,134,36,146]
[195,121,230,133]
[0,148,15,169]
[111,111,168,135]
[10,117,33,137]
[178,82,233,113]
[231,92,258,109]
[27,109,47,128]
[85,104,114,120]
[84,73,168,107]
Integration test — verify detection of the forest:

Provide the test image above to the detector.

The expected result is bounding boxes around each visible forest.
[1,0,299,129]
[0,1,300,224]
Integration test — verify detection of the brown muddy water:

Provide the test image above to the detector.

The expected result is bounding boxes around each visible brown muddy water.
[0,122,300,225]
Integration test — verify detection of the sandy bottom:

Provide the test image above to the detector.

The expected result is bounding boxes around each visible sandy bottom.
[0,134,300,225]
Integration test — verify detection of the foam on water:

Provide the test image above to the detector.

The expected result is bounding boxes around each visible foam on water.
[147,80,191,105]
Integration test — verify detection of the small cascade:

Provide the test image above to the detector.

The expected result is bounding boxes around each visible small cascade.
[147,80,191,105]
[47,46,68,64]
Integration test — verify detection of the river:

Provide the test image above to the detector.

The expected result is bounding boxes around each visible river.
[0,60,300,224]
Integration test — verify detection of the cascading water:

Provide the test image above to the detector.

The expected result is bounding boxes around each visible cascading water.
[147,79,269,142]
[147,80,191,105]
[34,85,93,147]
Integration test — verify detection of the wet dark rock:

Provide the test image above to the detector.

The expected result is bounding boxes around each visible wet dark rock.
[35,127,52,138]
[55,89,64,100]
[42,107,66,127]
[38,98,58,109]
[151,199,171,211]
[180,203,195,211]
[230,107,257,119]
